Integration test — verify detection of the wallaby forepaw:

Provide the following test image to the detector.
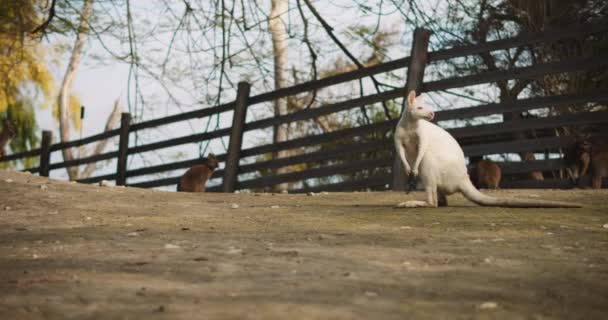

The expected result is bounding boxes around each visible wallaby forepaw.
[396,200,428,208]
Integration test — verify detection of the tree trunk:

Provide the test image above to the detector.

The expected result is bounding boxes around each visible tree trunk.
[57,0,92,180]
[269,0,289,192]
[79,98,122,179]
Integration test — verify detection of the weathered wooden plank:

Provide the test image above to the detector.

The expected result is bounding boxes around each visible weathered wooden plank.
[435,91,608,122]
[423,56,606,92]
[495,159,565,175]
[427,19,608,63]
[463,136,575,157]
[126,153,227,178]
[450,110,608,139]
[49,151,119,170]
[116,113,132,186]
[50,128,120,151]
[244,87,403,132]
[127,127,231,155]
[129,102,235,132]
[240,120,397,159]
[39,131,52,177]
[223,82,250,192]
[248,58,410,106]
[238,140,393,175]
[0,148,40,162]
[237,158,393,190]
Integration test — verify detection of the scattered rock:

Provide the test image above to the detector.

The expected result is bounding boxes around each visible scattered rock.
[127,232,140,237]
[99,180,111,187]
[270,205,280,209]
[364,291,378,297]
[227,247,243,255]
[86,217,92,220]
[4,206,11,211]
[164,244,181,250]
[281,190,288,194]
[307,192,316,196]
[528,194,540,198]
[181,227,190,231]
[39,185,48,190]
[4,179,13,183]
[234,190,240,194]
[230,203,240,209]
[320,191,329,195]
[400,226,412,230]
[603,223,608,229]
[478,301,498,310]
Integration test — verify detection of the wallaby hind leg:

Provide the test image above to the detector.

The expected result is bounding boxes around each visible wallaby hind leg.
[591,174,602,189]
[426,186,439,208]
[438,192,448,207]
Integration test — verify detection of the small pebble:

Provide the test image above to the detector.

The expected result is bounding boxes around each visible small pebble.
[364,291,378,297]
[99,180,111,187]
[320,191,329,195]
[4,179,13,183]
[603,224,608,229]
[270,205,280,209]
[230,203,239,209]
[127,232,140,237]
[281,190,288,194]
[478,301,498,310]
[40,185,48,190]
[4,206,11,211]
[164,244,181,249]
[307,192,316,196]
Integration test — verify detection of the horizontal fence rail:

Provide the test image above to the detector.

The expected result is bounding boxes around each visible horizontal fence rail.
[1,20,606,192]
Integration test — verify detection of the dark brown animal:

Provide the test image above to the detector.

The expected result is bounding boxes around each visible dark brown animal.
[470,157,501,189]
[177,154,219,192]
[0,119,17,158]
[564,137,607,189]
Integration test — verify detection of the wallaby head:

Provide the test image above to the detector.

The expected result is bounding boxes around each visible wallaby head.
[564,136,592,181]
[206,153,219,170]
[405,90,434,122]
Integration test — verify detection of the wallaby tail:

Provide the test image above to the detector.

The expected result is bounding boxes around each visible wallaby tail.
[459,179,581,208]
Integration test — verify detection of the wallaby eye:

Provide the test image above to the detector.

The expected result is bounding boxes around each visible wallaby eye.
[417,107,423,110]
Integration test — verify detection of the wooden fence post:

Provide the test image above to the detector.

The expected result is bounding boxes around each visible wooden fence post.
[391,28,432,191]
[223,81,251,192]
[39,130,52,177]
[116,113,131,186]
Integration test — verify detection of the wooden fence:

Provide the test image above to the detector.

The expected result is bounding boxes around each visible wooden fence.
[1,20,607,192]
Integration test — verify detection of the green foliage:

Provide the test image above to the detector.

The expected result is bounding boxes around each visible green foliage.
[0,0,52,161]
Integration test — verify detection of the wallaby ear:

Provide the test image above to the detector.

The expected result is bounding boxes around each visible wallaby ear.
[407,90,417,107]
[208,153,216,159]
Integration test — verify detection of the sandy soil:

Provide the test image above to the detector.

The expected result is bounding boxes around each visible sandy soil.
[0,169,607,320]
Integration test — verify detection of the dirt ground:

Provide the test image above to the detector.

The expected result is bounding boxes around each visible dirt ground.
[0,169,607,320]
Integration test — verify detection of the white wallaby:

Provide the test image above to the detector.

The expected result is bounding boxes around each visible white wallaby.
[394,90,581,208]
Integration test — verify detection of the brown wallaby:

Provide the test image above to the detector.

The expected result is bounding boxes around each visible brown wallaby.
[0,119,17,158]
[470,157,501,189]
[177,154,220,192]
[564,136,607,189]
